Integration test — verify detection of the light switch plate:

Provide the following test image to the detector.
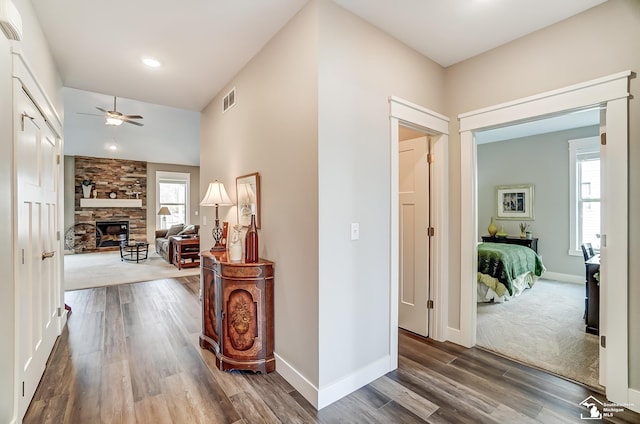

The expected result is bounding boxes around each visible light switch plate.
[350,223,359,240]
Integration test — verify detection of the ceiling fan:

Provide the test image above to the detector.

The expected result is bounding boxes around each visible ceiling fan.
[85,96,144,127]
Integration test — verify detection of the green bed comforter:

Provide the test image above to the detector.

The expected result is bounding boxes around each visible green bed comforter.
[477,242,546,296]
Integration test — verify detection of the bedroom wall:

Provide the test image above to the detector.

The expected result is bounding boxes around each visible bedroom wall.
[477,125,599,278]
[444,0,640,389]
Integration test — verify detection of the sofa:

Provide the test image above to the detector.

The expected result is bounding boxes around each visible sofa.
[155,223,199,263]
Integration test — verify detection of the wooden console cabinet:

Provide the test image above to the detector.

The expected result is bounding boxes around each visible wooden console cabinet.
[199,251,275,373]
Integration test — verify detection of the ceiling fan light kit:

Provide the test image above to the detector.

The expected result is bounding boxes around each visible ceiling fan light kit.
[92,96,144,127]
[105,116,123,126]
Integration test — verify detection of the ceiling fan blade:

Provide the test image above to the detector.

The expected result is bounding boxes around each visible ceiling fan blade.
[123,119,144,127]
[77,112,102,117]
[122,114,143,120]
[96,107,107,113]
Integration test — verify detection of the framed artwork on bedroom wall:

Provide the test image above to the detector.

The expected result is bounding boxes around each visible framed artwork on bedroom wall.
[496,184,534,220]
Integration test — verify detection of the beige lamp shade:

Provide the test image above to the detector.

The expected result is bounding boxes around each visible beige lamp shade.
[200,180,233,206]
[157,206,171,216]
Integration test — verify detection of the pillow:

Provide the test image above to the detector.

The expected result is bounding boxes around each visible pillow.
[178,224,197,235]
[165,224,184,237]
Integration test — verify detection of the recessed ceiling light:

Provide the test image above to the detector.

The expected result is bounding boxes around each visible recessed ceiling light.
[108,144,117,151]
[141,56,161,68]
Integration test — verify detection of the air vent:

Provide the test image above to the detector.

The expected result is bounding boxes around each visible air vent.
[0,0,22,41]
[222,87,236,113]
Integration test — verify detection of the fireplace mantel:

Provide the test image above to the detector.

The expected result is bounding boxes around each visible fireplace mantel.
[80,198,142,208]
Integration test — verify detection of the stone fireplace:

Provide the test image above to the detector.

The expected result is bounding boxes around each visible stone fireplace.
[73,156,147,253]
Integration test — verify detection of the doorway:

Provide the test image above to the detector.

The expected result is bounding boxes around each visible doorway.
[398,130,430,337]
[389,97,449,367]
[458,71,631,404]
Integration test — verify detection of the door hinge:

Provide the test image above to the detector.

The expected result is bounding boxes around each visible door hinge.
[427,299,434,309]
[427,153,434,164]
[22,381,25,397]
[22,249,25,265]
[56,154,61,165]
[601,335,606,348]
[57,231,60,241]
[600,133,607,146]
[427,227,435,237]
[57,307,62,317]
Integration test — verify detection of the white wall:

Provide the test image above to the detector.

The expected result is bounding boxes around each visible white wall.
[477,126,599,277]
[444,0,640,388]
[0,1,63,422]
[316,0,445,403]
[200,0,321,391]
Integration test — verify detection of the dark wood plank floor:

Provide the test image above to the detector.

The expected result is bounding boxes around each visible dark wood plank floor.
[23,276,640,423]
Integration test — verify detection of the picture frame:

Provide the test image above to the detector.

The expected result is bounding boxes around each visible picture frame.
[496,184,534,220]
[236,172,261,228]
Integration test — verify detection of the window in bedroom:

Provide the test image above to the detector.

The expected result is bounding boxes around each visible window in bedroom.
[156,171,190,229]
[568,136,600,255]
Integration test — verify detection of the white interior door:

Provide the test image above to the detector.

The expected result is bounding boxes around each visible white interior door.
[398,136,430,336]
[15,85,60,419]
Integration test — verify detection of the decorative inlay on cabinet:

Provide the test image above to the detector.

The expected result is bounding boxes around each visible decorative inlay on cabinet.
[199,251,274,373]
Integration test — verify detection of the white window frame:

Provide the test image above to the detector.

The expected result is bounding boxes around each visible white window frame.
[156,171,191,229]
[568,136,600,256]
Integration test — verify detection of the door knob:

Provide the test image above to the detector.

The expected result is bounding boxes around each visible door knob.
[41,251,55,260]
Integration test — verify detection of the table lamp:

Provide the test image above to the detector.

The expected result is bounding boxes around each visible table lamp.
[157,206,171,229]
[200,180,233,251]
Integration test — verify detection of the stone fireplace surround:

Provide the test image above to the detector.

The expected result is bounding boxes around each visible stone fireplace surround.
[74,156,147,253]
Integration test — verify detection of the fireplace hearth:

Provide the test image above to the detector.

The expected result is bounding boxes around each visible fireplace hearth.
[96,221,129,247]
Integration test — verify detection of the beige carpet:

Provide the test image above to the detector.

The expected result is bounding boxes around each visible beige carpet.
[477,278,601,390]
[64,249,200,291]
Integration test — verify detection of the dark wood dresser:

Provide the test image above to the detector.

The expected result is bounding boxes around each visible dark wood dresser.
[585,255,600,335]
[199,251,275,373]
[481,235,539,254]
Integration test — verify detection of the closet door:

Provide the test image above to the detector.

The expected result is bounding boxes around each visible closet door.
[15,84,61,419]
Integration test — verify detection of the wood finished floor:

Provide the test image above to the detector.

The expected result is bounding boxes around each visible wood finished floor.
[24,276,640,424]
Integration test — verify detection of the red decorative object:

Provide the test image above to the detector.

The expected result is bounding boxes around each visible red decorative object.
[244,214,259,263]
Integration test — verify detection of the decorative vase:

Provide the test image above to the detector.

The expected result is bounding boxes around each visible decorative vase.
[496,226,507,238]
[244,214,259,263]
[228,225,243,262]
[81,184,92,199]
[488,217,498,237]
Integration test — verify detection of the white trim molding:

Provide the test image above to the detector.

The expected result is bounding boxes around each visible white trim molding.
[458,71,631,406]
[389,96,450,362]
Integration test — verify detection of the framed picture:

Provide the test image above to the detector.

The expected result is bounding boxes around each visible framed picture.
[236,172,261,228]
[496,184,534,220]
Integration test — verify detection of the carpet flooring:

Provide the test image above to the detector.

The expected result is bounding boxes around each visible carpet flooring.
[64,250,200,291]
[476,278,601,390]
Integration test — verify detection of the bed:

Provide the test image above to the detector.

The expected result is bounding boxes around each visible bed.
[477,242,546,302]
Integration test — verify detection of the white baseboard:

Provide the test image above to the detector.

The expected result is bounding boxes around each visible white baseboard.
[317,355,391,410]
[274,353,392,411]
[541,271,583,284]
[628,388,640,413]
[274,353,319,409]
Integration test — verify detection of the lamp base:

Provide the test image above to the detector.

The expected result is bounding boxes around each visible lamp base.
[210,244,226,252]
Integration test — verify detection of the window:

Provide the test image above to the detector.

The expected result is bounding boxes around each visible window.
[569,137,600,255]
[156,171,190,229]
